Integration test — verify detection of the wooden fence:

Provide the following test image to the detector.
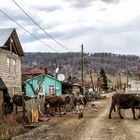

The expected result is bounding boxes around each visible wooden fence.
[25,98,45,123]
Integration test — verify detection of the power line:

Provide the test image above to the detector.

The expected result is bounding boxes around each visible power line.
[12,0,71,51]
[0,9,57,52]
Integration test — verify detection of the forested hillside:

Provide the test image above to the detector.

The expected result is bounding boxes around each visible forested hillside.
[21,52,140,76]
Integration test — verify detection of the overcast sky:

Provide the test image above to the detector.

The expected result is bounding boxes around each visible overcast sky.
[0,0,140,55]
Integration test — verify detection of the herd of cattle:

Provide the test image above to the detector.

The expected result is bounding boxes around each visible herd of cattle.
[12,93,88,119]
[9,91,140,121]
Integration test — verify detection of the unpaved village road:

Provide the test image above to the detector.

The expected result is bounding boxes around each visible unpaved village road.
[79,93,140,140]
[12,92,140,140]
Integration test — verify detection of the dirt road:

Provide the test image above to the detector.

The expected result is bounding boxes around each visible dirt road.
[12,92,140,140]
[79,93,140,140]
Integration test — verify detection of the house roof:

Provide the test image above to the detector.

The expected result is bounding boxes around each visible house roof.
[0,28,13,46]
[22,68,45,75]
[25,74,62,83]
[0,28,24,57]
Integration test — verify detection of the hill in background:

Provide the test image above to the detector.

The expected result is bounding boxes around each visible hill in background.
[21,52,140,81]
[21,52,140,87]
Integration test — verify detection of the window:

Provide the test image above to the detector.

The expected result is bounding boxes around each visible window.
[7,57,16,74]
[7,58,10,73]
[12,59,16,74]
[13,87,16,95]
[49,85,55,94]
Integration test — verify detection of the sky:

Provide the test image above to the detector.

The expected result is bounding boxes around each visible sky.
[0,0,140,55]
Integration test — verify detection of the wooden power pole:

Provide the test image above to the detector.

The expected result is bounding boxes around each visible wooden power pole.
[90,69,94,91]
[81,44,84,94]
[126,67,128,88]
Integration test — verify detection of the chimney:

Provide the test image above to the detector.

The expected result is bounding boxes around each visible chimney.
[45,68,48,74]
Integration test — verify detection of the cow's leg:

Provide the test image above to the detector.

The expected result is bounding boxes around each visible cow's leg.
[76,104,81,118]
[117,107,124,119]
[79,105,84,118]
[45,104,51,116]
[78,108,82,119]
[50,108,55,116]
[16,105,18,114]
[80,105,84,118]
[63,105,67,115]
[132,108,137,120]
[138,109,140,118]
[59,106,62,117]
[109,105,114,119]
[114,106,116,112]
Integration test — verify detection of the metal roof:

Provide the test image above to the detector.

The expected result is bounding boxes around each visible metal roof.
[25,74,62,83]
[0,28,24,56]
[0,77,7,90]
[0,28,14,47]
[22,68,45,75]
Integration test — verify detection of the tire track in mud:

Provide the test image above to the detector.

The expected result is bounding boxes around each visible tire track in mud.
[80,95,140,140]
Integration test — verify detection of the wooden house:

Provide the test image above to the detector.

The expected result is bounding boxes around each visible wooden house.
[25,74,62,97]
[0,28,24,97]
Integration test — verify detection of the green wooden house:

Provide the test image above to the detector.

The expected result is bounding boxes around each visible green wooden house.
[25,74,62,97]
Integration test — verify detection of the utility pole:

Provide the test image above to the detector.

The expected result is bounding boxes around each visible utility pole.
[81,44,84,94]
[119,73,122,90]
[126,67,128,88]
[90,69,94,91]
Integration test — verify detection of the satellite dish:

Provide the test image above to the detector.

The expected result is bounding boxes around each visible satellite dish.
[57,74,65,81]
[55,67,59,73]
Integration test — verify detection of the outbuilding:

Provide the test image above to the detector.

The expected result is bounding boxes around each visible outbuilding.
[25,74,62,97]
[0,77,12,116]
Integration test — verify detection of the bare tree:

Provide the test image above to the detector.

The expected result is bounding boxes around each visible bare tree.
[27,75,45,96]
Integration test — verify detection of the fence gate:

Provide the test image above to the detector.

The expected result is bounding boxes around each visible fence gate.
[0,90,4,116]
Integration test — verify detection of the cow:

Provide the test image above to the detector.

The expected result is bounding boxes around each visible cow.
[12,94,32,114]
[109,93,140,120]
[44,94,71,117]
[73,95,88,118]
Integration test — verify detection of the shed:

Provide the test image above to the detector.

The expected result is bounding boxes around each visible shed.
[0,77,11,116]
[25,74,62,97]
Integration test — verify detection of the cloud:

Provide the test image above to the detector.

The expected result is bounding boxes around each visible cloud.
[64,0,94,8]
[0,0,140,55]
[101,0,120,4]
[33,5,63,12]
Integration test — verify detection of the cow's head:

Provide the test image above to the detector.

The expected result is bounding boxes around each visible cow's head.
[135,95,140,109]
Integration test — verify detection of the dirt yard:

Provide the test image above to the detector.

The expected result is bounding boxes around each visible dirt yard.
[2,92,140,140]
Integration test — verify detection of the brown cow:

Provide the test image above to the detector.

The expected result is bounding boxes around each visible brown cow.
[45,94,70,117]
[109,93,140,120]
[12,94,32,114]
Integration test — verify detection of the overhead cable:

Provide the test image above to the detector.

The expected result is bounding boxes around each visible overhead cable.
[0,9,57,52]
[12,0,71,51]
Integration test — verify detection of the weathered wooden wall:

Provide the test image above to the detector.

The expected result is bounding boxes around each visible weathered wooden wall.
[0,48,22,96]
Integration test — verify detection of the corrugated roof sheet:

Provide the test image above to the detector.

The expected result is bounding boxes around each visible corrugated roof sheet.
[0,77,7,90]
[25,74,61,83]
[22,68,45,75]
[0,28,14,47]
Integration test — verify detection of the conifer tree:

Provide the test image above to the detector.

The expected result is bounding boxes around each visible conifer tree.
[99,68,108,92]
